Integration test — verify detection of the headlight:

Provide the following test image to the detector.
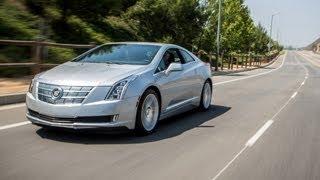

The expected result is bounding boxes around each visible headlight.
[28,79,34,93]
[106,75,137,100]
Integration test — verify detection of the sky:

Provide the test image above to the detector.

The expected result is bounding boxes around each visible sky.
[245,0,320,48]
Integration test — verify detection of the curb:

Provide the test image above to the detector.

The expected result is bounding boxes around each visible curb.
[0,93,26,106]
[212,54,280,76]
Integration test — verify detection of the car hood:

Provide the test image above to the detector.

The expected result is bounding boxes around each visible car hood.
[37,62,146,86]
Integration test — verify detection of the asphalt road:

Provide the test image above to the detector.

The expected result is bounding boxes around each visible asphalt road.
[0,51,319,180]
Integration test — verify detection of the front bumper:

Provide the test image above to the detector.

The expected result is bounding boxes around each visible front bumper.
[26,112,129,130]
[26,92,139,130]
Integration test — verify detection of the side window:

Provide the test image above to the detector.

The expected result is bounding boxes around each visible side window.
[157,58,167,72]
[168,49,183,63]
[180,50,195,63]
[156,49,183,73]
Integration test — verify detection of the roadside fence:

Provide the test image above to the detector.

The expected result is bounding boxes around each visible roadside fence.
[0,39,279,75]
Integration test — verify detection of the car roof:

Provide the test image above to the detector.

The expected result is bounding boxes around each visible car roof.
[102,42,181,48]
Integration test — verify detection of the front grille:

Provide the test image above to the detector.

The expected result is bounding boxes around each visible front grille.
[37,82,93,104]
[28,109,113,123]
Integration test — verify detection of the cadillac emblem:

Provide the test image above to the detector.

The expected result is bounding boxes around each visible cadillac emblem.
[51,87,63,100]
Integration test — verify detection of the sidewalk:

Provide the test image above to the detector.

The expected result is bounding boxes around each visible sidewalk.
[212,59,276,76]
[0,76,31,96]
[212,53,284,85]
[0,77,30,105]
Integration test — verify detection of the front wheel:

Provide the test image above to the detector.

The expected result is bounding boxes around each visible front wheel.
[199,80,212,111]
[135,89,160,135]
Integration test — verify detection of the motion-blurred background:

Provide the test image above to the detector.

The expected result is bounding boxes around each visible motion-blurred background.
[0,0,283,74]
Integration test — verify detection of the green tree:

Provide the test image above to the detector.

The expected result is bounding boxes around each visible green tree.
[125,0,207,49]
[200,0,277,56]
[251,23,270,54]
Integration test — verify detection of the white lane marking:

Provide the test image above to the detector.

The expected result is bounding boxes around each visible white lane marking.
[212,146,247,180]
[299,51,320,62]
[296,52,320,68]
[211,51,308,180]
[0,121,30,130]
[213,52,286,86]
[0,103,25,111]
[246,120,274,147]
[0,104,28,130]
[301,82,305,86]
[212,120,273,180]
[212,89,300,180]
[291,92,298,99]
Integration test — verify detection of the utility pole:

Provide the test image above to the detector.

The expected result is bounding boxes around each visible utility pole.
[268,13,279,52]
[216,0,222,71]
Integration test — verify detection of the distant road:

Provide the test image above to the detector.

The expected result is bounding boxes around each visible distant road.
[0,51,319,180]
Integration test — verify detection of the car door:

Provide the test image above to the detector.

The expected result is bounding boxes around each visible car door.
[154,48,191,112]
[179,49,203,98]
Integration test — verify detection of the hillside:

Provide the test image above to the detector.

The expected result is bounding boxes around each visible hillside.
[0,0,141,76]
[305,37,320,51]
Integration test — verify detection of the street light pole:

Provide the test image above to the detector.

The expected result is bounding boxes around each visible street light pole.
[268,13,279,52]
[216,0,222,71]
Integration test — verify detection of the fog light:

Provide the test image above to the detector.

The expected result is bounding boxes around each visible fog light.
[112,115,119,122]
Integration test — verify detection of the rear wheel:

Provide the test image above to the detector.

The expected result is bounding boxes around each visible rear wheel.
[135,89,160,135]
[199,80,212,111]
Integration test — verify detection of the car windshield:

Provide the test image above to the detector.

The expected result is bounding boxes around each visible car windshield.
[72,44,161,65]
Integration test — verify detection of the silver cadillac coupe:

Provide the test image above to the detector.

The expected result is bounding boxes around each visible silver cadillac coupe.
[26,42,212,135]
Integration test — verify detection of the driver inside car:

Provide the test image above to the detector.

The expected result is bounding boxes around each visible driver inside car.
[157,51,177,72]
[163,52,175,69]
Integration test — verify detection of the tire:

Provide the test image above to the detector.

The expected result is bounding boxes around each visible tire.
[198,80,212,111]
[135,89,160,135]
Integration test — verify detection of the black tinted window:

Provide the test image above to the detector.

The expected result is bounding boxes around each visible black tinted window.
[156,49,182,73]
[168,49,183,63]
[180,50,195,63]
[73,44,161,65]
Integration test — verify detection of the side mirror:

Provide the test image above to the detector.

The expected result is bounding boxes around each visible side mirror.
[165,63,183,75]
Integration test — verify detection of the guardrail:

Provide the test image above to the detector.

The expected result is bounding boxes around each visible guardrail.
[196,50,279,71]
[0,39,96,74]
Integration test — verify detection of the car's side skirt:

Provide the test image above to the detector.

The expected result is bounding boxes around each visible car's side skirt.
[160,96,199,120]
